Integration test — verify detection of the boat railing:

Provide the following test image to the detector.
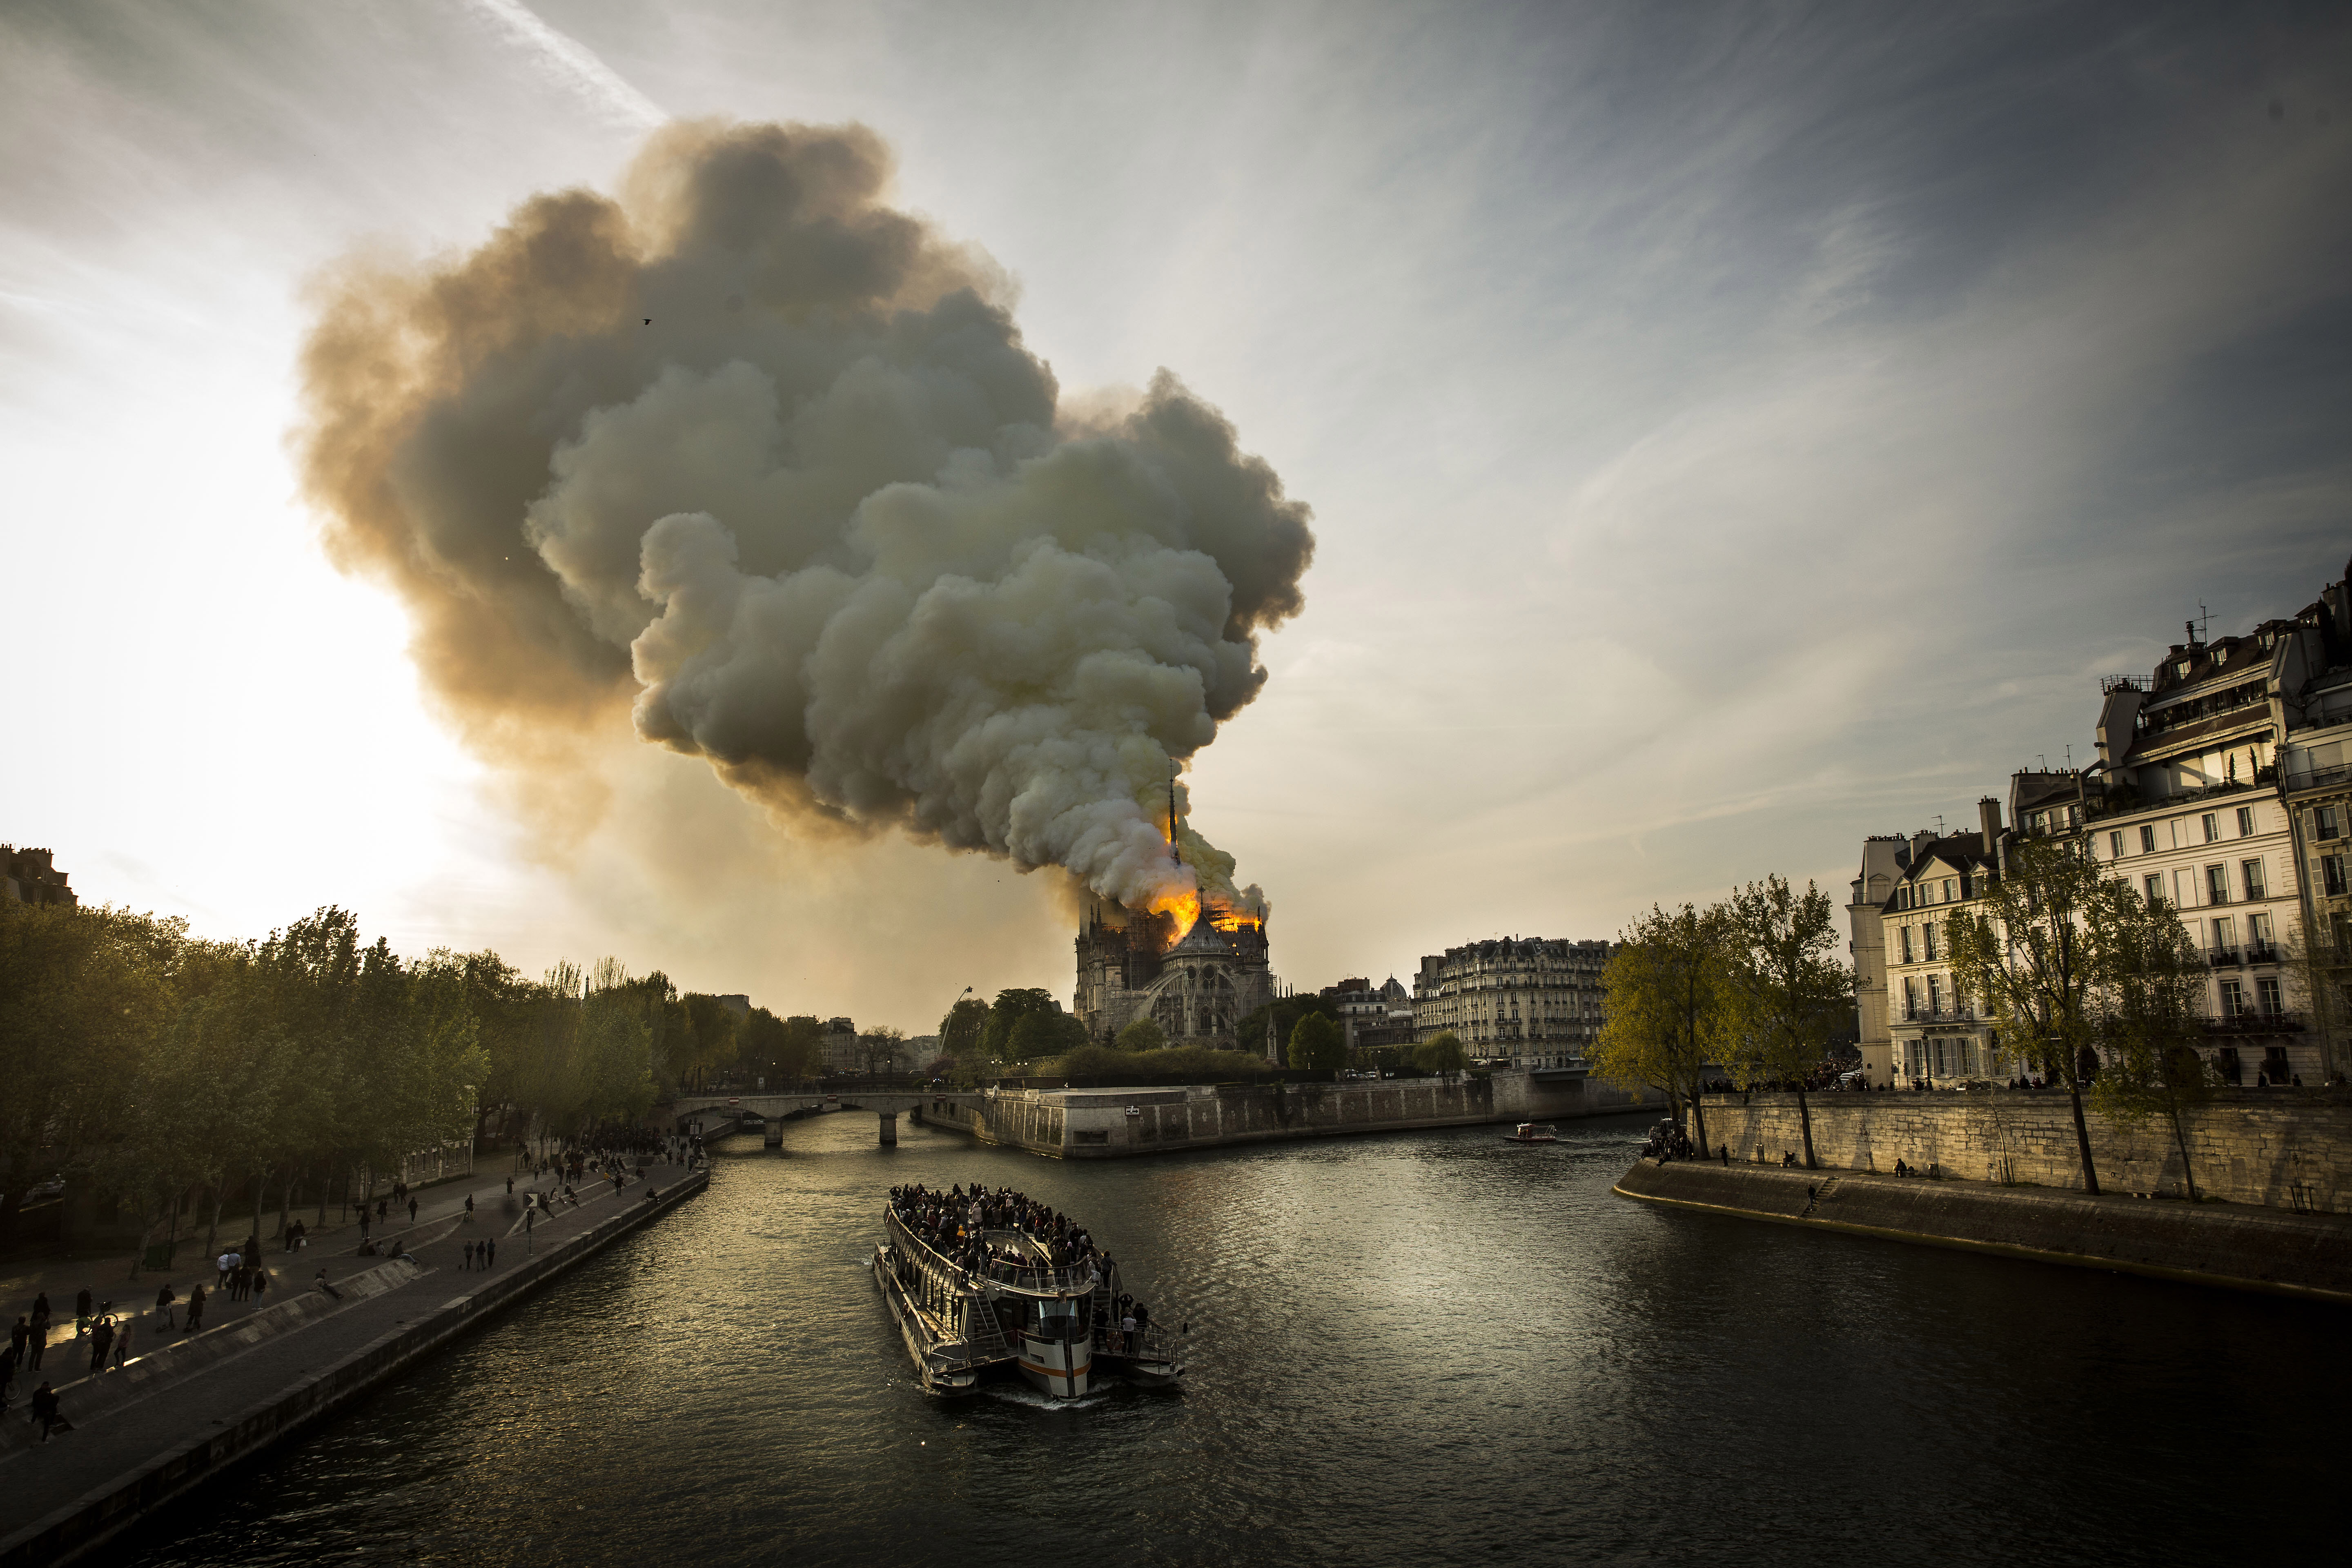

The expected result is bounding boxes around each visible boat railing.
[888,1208,1098,1299]
[1098,1320,1182,1363]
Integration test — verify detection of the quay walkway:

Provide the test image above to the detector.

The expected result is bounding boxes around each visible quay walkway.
[0,1156,706,1567]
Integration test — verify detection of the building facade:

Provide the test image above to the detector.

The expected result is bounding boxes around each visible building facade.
[1852,558,2352,1089]
[1411,936,1610,1070]
[2,846,77,908]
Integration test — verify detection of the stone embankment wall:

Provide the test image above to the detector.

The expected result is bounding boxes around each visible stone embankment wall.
[1615,1159,2352,1301]
[925,1071,1646,1159]
[1691,1092,2352,1214]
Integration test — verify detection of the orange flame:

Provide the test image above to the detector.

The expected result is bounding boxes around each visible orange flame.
[1145,886,1200,937]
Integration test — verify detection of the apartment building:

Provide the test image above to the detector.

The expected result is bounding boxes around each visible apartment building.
[1412,936,1610,1069]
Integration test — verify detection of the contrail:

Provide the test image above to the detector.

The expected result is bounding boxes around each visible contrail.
[464,0,664,130]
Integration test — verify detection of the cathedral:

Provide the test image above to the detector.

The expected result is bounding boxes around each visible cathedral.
[1074,893,1274,1049]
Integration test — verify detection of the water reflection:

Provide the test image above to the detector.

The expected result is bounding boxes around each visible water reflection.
[117,1110,2339,1566]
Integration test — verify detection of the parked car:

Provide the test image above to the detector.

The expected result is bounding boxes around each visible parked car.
[22,1175,65,1204]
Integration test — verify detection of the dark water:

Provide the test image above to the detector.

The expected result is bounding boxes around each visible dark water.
[118,1110,2341,1566]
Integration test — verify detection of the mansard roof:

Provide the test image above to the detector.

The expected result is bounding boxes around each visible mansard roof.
[1166,911,1238,960]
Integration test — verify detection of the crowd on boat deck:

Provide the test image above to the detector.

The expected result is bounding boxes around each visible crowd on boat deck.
[889,1183,1103,1278]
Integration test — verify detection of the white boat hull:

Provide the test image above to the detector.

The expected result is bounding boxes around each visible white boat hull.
[1017,1327,1092,1399]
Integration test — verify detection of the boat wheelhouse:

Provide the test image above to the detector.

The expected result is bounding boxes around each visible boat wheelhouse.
[873,1190,1185,1398]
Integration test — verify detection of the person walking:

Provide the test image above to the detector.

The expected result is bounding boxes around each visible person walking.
[31,1380,65,1442]
[87,1316,113,1375]
[464,1194,475,1223]
[358,1206,371,1243]
[29,1296,50,1370]
[112,1319,131,1371]
[481,1236,496,1270]
[505,1176,514,1197]
[74,1287,92,1341]
[462,1239,475,1271]
[154,1285,176,1333]
[216,1249,235,1290]
[525,1205,536,1250]
[407,1196,418,1225]
[184,1283,206,1335]
[9,1316,28,1367]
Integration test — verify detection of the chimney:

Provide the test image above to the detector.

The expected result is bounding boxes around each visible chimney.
[1979,797,2002,857]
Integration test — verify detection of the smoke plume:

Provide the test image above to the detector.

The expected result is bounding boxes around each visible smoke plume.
[298,120,1311,920]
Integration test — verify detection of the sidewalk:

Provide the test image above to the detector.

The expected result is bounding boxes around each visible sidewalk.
[0,1154,702,1541]
[2,1152,681,1409]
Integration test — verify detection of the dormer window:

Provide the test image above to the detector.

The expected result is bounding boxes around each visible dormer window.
[2177,660,2192,678]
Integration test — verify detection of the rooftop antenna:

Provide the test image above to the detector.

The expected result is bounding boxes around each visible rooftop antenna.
[2195,601,2212,644]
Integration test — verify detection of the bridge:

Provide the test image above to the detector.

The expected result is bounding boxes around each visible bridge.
[672,1081,983,1146]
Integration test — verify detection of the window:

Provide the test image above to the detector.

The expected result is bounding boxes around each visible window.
[2262,1045,2290,1084]
[2256,977,2283,1016]
[2210,916,2236,956]
[2216,1046,2242,1085]
[2174,868,2198,907]
[2206,865,2229,905]
[2319,805,2341,842]
[1902,977,1919,1019]
[1924,922,1939,961]
[1927,974,1945,1013]
[2145,874,2165,906]
[2219,978,2245,1018]
[1899,927,1913,964]
[1942,878,1956,903]
[2140,824,2157,853]
[2109,831,2125,860]
[2334,914,2351,960]
[2242,859,2266,900]
[2250,912,2274,955]
[2328,855,2348,898]
[2202,813,2220,843]
[2236,806,2256,837]
[2027,812,2045,835]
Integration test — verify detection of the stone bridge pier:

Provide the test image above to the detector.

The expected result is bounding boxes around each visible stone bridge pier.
[879,1111,897,1146]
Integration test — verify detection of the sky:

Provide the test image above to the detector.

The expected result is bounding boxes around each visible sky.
[3,0,2349,1031]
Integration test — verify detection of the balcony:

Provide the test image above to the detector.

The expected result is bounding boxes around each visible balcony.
[2205,1010,2307,1034]
[2248,942,2281,965]
[2207,946,2242,969]
[1895,1007,1976,1025]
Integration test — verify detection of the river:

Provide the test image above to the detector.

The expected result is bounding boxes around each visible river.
[116,1107,2341,1565]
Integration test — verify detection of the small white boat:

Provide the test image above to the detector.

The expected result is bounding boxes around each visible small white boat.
[1501,1122,1559,1143]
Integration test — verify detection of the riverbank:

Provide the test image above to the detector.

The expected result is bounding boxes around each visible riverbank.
[919,1070,1646,1157]
[1614,1158,2352,1301]
[0,1164,706,1568]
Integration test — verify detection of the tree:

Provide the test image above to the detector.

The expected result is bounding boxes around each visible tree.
[940,996,990,1061]
[982,989,1058,1060]
[1945,837,2107,1194]
[2087,881,2217,1200]
[1723,875,1847,1170]
[1592,901,1734,1156]
[1237,993,1340,1064]
[1115,1017,1168,1052]
[2280,914,2347,1082]
[0,902,179,1246]
[1289,1012,1346,1077]
[1411,1031,1466,1075]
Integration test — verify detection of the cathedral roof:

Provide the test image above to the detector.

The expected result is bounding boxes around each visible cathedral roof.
[1166,910,1237,959]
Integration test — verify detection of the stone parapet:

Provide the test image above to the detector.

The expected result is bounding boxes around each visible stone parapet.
[1690,1092,2352,1213]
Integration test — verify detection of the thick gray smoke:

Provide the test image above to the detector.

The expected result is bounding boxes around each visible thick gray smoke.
[299,119,1311,918]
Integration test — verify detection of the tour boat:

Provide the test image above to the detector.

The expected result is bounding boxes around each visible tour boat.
[873,1191,1186,1399]
[1501,1122,1560,1143]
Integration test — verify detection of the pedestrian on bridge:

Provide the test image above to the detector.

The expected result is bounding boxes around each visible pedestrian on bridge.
[408,1196,419,1225]
[463,1240,476,1270]
[482,1236,497,1270]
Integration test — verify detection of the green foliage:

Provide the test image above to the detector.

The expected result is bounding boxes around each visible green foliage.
[1047,1042,1271,1082]
[1722,875,1848,1169]
[1288,1011,1346,1076]
[981,988,1058,1060]
[1236,992,1339,1062]
[1593,902,1734,1144]
[1412,1031,1467,1074]
[1115,1016,1169,1052]
[940,996,990,1059]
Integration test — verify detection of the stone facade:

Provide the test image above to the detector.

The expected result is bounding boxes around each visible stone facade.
[1074,896,1274,1048]
[1693,1091,2352,1213]
[1411,936,1609,1069]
